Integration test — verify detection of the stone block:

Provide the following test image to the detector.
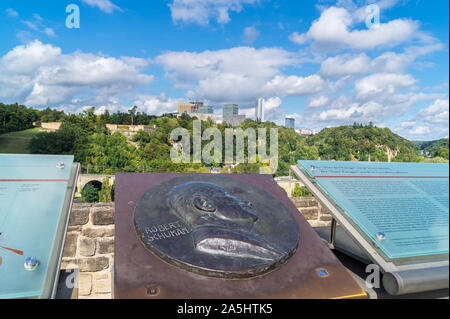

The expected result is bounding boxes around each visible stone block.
[291,197,318,208]
[69,207,90,226]
[92,207,115,225]
[77,257,109,272]
[60,259,77,270]
[320,214,333,222]
[62,233,78,258]
[79,274,92,296]
[94,278,112,294]
[82,226,115,238]
[79,237,96,257]
[97,238,114,254]
[298,207,318,220]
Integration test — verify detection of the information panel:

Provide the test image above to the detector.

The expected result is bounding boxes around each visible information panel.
[0,154,75,299]
[298,161,449,259]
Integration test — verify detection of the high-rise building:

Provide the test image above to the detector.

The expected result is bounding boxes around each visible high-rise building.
[223,104,239,117]
[255,98,265,122]
[177,102,204,114]
[285,117,295,129]
[198,105,214,114]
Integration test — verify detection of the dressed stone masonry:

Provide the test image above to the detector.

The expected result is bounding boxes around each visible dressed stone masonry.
[61,197,332,299]
[61,203,115,299]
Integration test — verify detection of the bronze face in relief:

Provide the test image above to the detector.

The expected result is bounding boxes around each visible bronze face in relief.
[134,175,299,279]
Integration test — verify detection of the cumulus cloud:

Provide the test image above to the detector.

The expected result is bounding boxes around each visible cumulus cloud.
[243,26,260,44]
[320,44,443,78]
[393,99,449,140]
[156,46,317,104]
[0,41,153,106]
[133,93,181,115]
[169,0,258,25]
[81,0,122,14]
[309,95,330,108]
[264,75,325,97]
[290,6,419,51]
[419,99,449,125]
[355,73,416,99]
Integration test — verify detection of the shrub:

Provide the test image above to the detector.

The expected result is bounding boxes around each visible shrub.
[291,183,312,197]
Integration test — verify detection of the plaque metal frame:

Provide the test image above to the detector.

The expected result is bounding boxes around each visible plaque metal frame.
[290,164,449,296]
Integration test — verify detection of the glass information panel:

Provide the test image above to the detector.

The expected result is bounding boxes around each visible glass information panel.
[0,154,74,299]
[298,161,449,259]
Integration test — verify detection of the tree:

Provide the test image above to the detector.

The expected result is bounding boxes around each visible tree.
[439,148,449,160]
[82,184,99,203]
[98,176,113,202]
[129,106,138,126]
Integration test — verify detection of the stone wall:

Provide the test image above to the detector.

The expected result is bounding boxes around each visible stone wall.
[61,203,115,299]
[33,122,62,130]
[290,197,333,227]
[61,197,332,299]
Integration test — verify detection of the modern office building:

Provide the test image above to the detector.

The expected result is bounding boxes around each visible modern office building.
[198,105,214,114]
[285,117,295,129]
[255,98,265,122]
[177,102,204,114]
[223,104,239,117]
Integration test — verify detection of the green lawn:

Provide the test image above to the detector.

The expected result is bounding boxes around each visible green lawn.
[0,128,43,154]
[0,136,32,154]
[1,127,43,138]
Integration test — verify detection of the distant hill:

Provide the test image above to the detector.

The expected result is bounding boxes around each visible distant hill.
[413,138,449,158]
[306,124,421,162]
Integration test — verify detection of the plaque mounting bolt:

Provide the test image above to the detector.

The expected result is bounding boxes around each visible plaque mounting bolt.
[376,232,386,241]
[56,162,65,169]
[24,257,39,271]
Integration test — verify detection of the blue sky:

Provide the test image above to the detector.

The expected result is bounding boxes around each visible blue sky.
[0,0,448,140]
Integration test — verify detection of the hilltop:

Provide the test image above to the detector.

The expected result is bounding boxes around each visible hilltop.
[306,123,422,163]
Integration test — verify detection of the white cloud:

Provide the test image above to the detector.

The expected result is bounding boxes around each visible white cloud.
[264,97,282,111]
[419,99,449,125]
[320,44,443,78]
[169,0,257,25]
[394,99,449,140]
[20,13,58,39]
[400,120,418,128]
[81,0,122,14]
[309,95,330,108]
[320,53,371,78]
[407,126,431,136]
[243,26,260,44]
[43,28,56,37]
[133,93,181,115]
[264,75,325,97]
[355,73,416,99]
[290,6,420,51]
[0,41,153,107]
[157,46,307,104]
[6,8,19,17]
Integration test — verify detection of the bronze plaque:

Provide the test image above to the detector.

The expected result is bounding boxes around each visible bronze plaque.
[134,175,299,279]
[115,173,366,299]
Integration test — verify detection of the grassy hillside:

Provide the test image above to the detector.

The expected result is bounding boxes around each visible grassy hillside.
[0,128,42,154]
